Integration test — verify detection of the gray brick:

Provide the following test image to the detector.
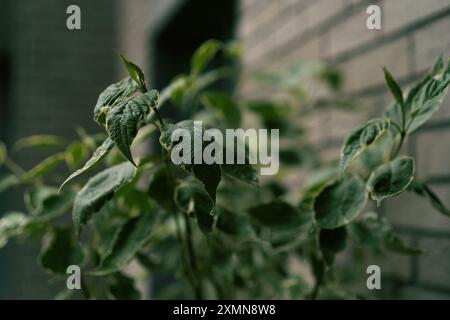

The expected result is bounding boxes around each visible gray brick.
[417,237,450,290]
[384,185,450,232]
[413,17,450,73]
[337,38,410,94]
[382,0,450,33]
[416,129,450,177]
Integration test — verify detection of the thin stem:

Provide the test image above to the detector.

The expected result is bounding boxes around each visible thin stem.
[183,213,203,299]
[4,157,25,177]
[162,150,202,299]
[391,131,406,159]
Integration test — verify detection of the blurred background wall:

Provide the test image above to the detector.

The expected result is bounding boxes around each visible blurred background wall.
[0,0,449,299]
[238,0,450,299]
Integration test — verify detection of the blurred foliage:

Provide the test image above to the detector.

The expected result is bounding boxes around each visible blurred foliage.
[0,39,449,300]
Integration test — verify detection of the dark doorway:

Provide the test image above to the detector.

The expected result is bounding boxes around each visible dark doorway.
[151,0,237,119]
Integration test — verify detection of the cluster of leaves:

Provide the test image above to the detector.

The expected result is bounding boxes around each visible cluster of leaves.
[0,38,449,299]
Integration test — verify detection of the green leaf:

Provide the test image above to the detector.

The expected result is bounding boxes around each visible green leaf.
[93,208,128,260]
[107,272,141,300]
[59,138,115,192]
[72,162,137,237]
[147,165,177,211]
[366,156,414,205]
[160,120,222,200]
[319,227,347,265]
[384,234,423,255]
[0,174,19,193]
[94,77,140,126]
[201,92,241,127]
[0,141,7,166]
[0,212,29,248]
[348,212,423,255]
[39,227,85,275]
[12,135,65,153]
[106,91,159,165]
[383,67,404,107]
[65,141,90,171]
[25,186,76,221]
[222,163,258,186]
[339,118,390,173]
[93,211,157,275]
[21,153,65,182]
[314,174,367,229]
[410,181,450,217]
[406,60,450,133]
[216,206,252,236]
[175,181,215,233]
[346,212,390,249]
[119,54,147,92]
[191,39,221,75]
[248,200,303,231]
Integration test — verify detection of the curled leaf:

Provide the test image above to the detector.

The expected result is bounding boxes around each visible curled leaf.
[59,138,115,192]
[94,77,140,126]
[366,156,415,205]
[314,174,367,229]
[339,118,390,174]
[106,90,159,165]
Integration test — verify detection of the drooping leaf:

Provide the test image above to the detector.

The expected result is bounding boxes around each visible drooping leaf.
[348,212,423,255]
[21,153,65,182]
[201,92,241,127]
[222,163,258,186]
[59,138,115,192]
[191,39,221,75]
[12,135,65,153]
[248,200,304,231]
[0,212,29,248]
[383,67,404,107]
[175,181,215,233]
[366,156,414,205]
[39,227,86,275]
[107,272,141,300]
[94,77,140,126]
[160,120,222,200]
[106,91,159,165]
[192,164,221,201]
[319,227,347,265]
[119,54,147,92]
[409,180,450,217]
[93,211,157,275]
[339,118,390,173]
[406,60,450,133]
[72,162,137,237]
[314,174,367,229]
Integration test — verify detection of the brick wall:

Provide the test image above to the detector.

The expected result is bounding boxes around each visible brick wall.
[238,0,450,298]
